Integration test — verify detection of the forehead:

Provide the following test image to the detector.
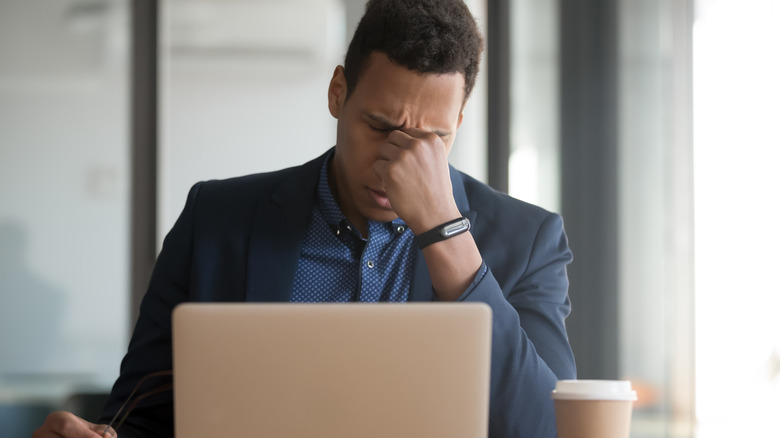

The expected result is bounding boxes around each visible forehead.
[350,53,465,126]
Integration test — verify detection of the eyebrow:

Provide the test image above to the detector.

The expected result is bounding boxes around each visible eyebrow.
[364,112,450,138]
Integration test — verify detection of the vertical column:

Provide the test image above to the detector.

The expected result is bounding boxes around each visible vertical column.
[487,0,510,193]
[559,0,620,379]
[131,0,158,327]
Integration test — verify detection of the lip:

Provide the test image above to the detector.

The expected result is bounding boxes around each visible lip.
[367,187,393,210]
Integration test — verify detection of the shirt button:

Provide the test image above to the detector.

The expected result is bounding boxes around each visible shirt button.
[396,225,406,234]
[366,260,375,268]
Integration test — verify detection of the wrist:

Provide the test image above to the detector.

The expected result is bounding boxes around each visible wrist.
[406,204,462,235]
[415,217,471,249]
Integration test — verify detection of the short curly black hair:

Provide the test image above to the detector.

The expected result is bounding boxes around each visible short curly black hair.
[344,0,484,103]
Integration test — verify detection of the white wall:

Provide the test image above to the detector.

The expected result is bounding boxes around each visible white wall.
[0,0,129,396]
[159,0,346,237]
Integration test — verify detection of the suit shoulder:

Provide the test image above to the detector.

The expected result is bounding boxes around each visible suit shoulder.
[458,171,557,226]
[193,151,324,208]
[197,166,296,199]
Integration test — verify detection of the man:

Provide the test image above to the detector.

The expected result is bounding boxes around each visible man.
[34,0,576,436]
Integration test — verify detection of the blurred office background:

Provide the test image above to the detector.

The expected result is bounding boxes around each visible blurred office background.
[0,0,778,436]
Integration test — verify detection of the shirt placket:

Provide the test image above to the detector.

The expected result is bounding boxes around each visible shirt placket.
[357,222,390,302]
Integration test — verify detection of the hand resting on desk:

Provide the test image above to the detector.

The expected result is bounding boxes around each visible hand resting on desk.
[32,411,115,438]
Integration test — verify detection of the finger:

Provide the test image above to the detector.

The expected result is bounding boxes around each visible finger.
[401,126,430,139]
[387,129,412,146]
[372,159,390,184]
[381,131,428,160]
[379,130,424,162]
[33,411,108,438]
[90,423,117,438]
[376,139,402,162]
[388,129,433,150]
[389,130,446,160]
[397,127,444,145]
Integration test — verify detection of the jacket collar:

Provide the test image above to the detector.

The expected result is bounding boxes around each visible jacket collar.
[245,150,325,302]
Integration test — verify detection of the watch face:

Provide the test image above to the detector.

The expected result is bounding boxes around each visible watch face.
[441,218,470,237]
[417,217,471,249]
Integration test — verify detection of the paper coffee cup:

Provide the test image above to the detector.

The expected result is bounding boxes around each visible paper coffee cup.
[551,380,637,438]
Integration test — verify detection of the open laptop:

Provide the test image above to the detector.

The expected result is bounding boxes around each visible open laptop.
[172,302,492,438]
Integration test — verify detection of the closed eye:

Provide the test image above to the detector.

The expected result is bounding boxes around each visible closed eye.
[369,125,395,133]
[363,112,403,134]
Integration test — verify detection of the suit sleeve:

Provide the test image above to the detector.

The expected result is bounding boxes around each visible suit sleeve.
[98,183,203,438]
[460,212,576,438]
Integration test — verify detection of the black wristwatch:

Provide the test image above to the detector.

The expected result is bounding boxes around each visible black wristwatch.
[415,217,471,249]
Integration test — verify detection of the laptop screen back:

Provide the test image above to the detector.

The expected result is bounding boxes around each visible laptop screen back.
[172,303,492,438]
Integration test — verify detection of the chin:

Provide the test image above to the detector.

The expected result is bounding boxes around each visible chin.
[363,208,398,224]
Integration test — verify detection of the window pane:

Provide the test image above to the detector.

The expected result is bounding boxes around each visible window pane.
[508,0,560,211]
[617,1,696,436]
[693,0,780,436]
[159,0,347,236]
[0,0,129,435]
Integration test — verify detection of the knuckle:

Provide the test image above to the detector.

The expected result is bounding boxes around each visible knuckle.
[386,162,404,180]
[409,137,425,150]
[45,411,71,431]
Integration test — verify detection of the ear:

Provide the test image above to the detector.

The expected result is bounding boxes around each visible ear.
[456,96,468,129]
[327,65,347,119]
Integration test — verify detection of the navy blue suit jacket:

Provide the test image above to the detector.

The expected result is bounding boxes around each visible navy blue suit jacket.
[101,149,576,437]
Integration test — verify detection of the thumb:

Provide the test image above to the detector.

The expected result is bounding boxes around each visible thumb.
[33,411,114,438]
[89,422,116,438]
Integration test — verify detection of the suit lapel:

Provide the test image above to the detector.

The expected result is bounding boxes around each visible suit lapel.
[408,167,476,302]
[245,151,329,302]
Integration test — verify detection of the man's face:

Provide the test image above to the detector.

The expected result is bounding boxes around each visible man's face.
[327,52,465,231]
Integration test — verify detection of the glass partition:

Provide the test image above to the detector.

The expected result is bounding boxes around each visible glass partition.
[693,0,780,436]
[158,0,347,238]
[0,0,130,435]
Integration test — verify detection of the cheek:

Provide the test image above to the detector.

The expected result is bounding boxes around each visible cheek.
[345,128,381,161]
[338,129,379,181]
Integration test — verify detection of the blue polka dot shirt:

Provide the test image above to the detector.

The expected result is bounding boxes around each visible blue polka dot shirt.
[290,153,416,303]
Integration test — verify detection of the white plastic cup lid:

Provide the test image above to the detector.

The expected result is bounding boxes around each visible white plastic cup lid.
[551,380,638,401]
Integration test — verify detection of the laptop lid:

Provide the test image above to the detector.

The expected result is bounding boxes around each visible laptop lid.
[172,302,492,438]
